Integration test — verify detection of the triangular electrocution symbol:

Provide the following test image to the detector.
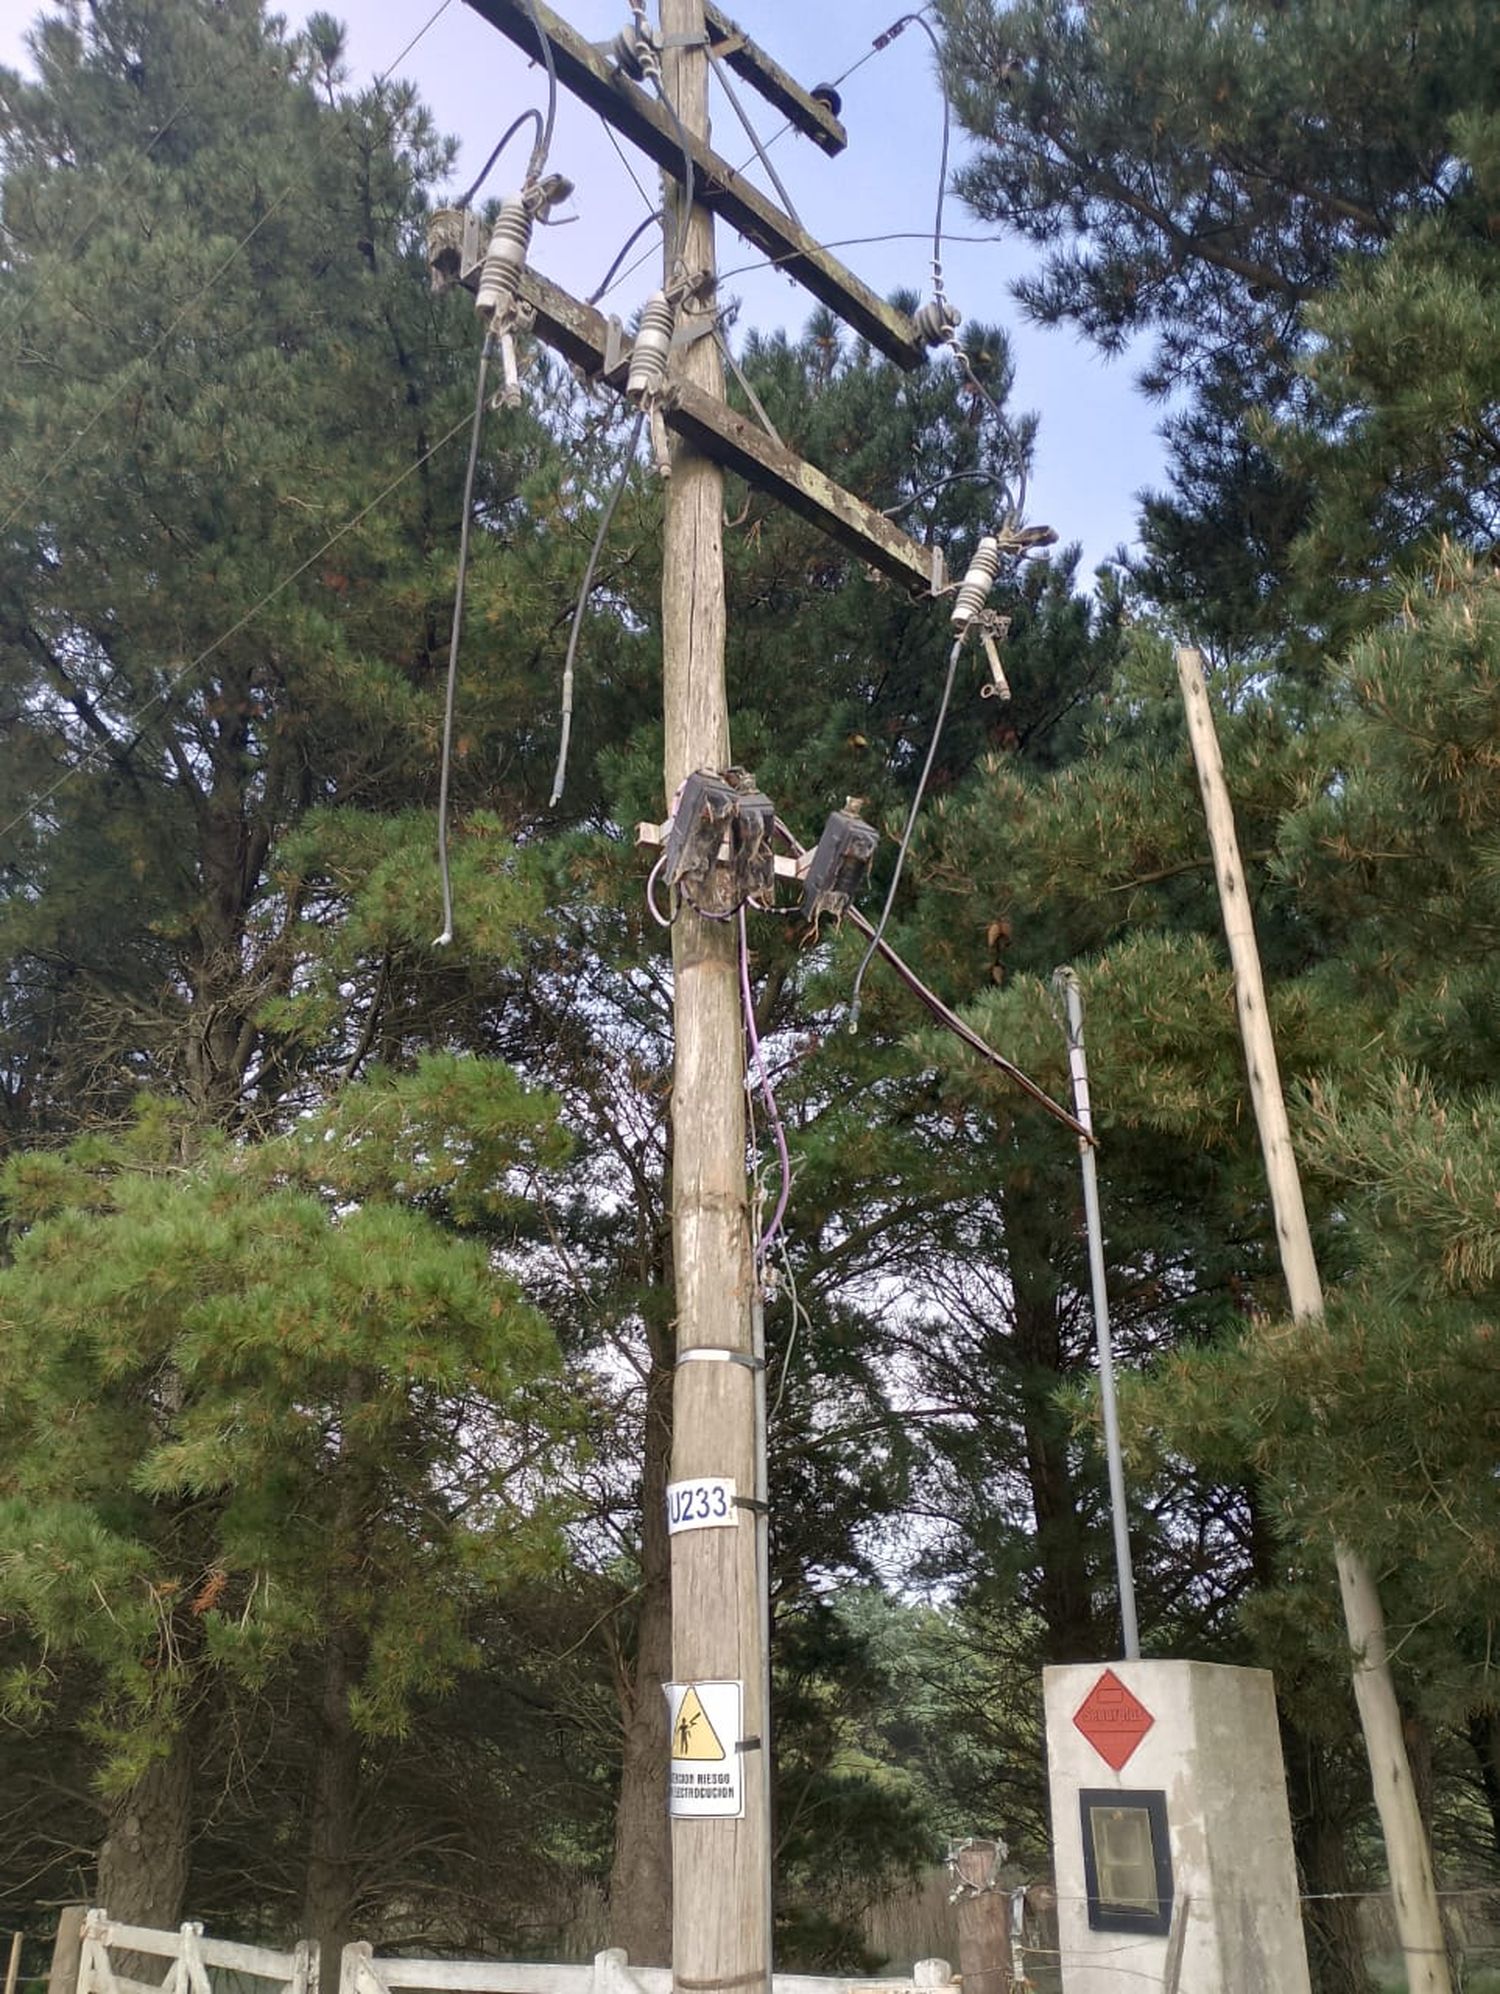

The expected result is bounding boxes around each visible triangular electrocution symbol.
[672,1686,727,1761]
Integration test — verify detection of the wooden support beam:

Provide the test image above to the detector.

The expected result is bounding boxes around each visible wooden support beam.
[460,0,925,366]
[702,5,846,156]
[515,268,943,593]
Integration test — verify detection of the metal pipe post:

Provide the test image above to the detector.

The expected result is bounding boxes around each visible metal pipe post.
[1054,966,1140,1661]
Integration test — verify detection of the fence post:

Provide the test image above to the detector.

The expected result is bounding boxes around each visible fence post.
[949,1838,1014,1994]
[45,1910,86,1994]
[338,1942,373,1994]
[292,1940,318,1994]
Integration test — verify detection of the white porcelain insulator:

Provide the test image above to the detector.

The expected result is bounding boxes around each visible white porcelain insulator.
[475,197,532,319]
[627,291,676,401]
[951,536,1002,628]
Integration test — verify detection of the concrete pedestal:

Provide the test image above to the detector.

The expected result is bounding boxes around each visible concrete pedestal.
[1043,1659,1310,1994]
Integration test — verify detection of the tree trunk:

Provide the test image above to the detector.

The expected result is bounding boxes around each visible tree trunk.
[302,1626,364,1994]
[1466,1711,1500,1866]
[1007,1179,1102,1663]
[1284,1727,1375,1994]
[607,1341,675,1963]
[96,1729,195,1930]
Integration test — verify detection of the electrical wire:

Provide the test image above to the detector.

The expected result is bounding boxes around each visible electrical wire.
[773,819,1087,1136]
[588,211,664,306]
[846,635,964,1032]
[549,407,646,809]
[598,112,659,223]
[455,109,544,208]
[739,906,793,1263]
[0,403,479,849]
[592,229,1008,316]
[706,46,802,227]
[650,75,697,273]
[893,11,952,317]
[0,0,457,537]
[767,1232,812,1426]
[645,850,674,926]
[515,0,557,182]
[432,341,493,947]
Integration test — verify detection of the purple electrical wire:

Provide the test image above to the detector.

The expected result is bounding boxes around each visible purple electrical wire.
[739,906,792,1263]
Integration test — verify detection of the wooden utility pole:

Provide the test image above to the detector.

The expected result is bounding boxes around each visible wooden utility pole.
[657,7,769,1993]
[443,8,951,1987]
[1176,646,1452,1994]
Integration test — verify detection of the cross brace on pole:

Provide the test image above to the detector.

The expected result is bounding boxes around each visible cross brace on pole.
[518,270,944,591]
[701,5,847,156]
[427,220,945,592]
[458,0,927,367]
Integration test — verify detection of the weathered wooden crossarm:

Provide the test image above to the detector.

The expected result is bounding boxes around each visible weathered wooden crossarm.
[459,0,925,367]
[702,4,846,155]
[516,268,943,592]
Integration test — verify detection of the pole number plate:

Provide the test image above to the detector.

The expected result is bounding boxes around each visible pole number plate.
[667,1477,737,1533]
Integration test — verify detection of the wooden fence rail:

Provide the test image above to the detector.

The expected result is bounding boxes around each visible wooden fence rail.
[341,1942,956,1994]
[77,1913,315,1994]
[67,1918,953,1994]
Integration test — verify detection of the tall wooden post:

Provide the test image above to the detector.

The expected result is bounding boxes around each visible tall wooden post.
[661,6,770,1994]
[1176,646,1451,1994]
[45,1910,85,1994]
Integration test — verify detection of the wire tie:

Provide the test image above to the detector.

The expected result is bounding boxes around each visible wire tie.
[732,1495,770,1515]
[677,1347,765,1371]
[734,1736,763,1753]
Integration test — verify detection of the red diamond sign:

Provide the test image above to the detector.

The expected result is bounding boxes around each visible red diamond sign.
[1073,1668,1155,1771]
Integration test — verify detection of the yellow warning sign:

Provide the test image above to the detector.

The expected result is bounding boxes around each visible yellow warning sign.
[664,1680,743,1817]
[672,1684,726,1761]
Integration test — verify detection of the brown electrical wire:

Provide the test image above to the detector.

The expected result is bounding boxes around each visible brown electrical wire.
[774,819,1091,1141]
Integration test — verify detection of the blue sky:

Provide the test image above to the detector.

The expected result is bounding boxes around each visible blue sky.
[1,0,1171,579]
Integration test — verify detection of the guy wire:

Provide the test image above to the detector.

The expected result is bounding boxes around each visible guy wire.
[433,341,493,945]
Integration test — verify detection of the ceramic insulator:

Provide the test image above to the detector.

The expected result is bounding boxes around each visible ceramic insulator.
[951,537,1002,628]
[475,196,532,318]
[627,290,676,401]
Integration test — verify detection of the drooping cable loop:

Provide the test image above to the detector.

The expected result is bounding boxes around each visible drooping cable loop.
[456,109,544,209]
[432,341,494,947]
[549,407,647,809]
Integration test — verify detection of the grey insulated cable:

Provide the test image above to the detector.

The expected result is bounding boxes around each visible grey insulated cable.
[549,408,646,809]
[516,0,558,181]
[846,635,964,1033]
[433,342,493,946]
[457,109,545,208]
